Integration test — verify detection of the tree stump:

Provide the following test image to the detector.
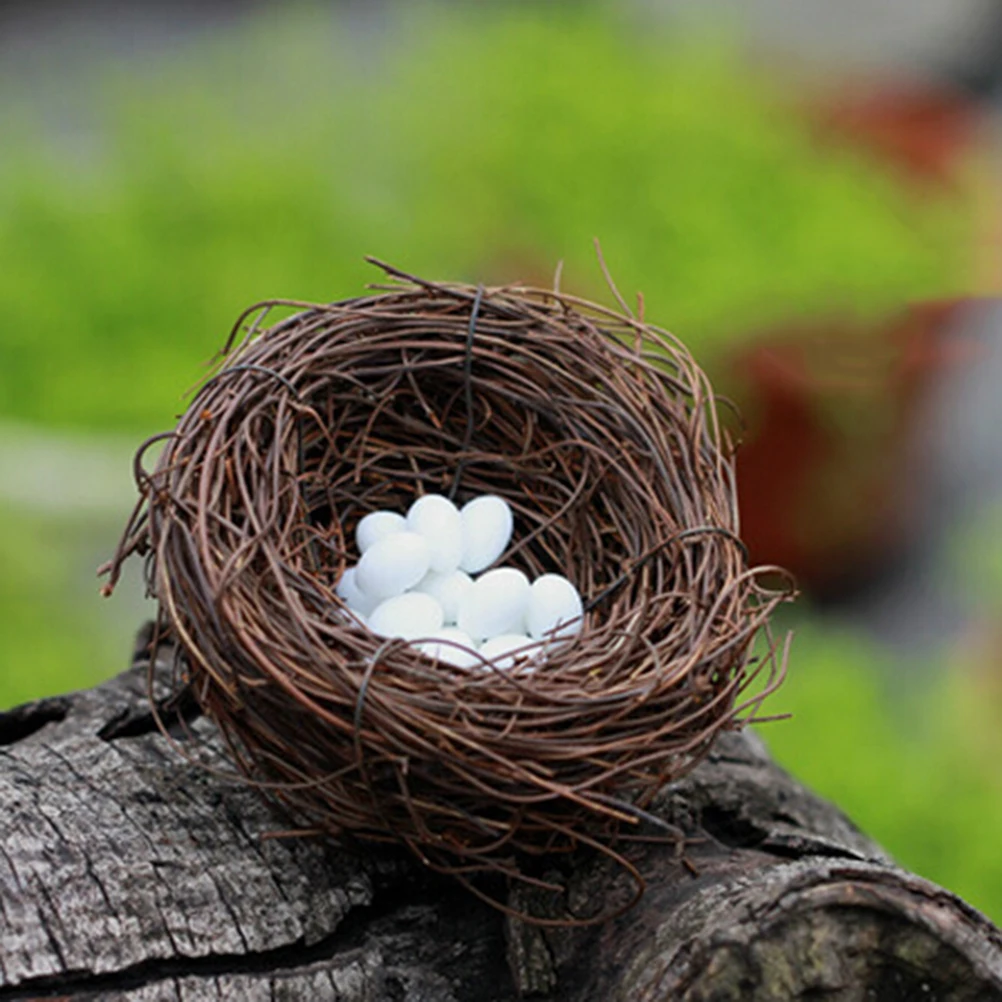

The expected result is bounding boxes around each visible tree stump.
[1,627,1000,1001]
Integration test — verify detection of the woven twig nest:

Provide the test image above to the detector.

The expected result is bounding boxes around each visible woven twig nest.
[105,261,790,908]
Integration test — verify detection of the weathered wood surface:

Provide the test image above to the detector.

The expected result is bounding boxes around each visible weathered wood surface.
[1,630,1001,1001]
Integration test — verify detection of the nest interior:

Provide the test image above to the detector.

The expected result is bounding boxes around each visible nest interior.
[105,263,790,891]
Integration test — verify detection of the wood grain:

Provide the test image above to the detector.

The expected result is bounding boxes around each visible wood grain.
[0,630,999,1001]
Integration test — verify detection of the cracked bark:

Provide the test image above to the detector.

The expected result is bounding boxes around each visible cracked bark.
[1,629,1000,1001]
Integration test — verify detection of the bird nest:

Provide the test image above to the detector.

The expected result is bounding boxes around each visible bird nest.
[104,260,791,915]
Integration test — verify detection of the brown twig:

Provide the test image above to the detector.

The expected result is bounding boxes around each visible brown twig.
[103,262,794,921]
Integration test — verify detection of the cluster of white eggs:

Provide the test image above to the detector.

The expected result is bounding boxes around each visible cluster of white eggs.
[336,494,584,669]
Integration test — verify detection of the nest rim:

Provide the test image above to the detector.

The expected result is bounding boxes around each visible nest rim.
[105,260,793,909]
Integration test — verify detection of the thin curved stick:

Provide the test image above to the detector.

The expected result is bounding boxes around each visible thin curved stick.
[102,260,795,925]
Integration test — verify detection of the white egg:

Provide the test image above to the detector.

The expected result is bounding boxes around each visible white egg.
[478,633,541,670]
[457,566,530,642]
[413,627,479,668]
[368,592,444,640]
[335,565,380,617]
[526,574,584,640]
[415,569,473,625]
[407,494,463,572]
[355,510,407,554]
[355,531,431,600]
[459,495,514,574]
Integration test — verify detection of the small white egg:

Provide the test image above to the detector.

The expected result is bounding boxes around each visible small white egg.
[407,494,463,572]
[355,531,431,600]
[413,627,479,669]
[335,566,380,617]
[368,592,444,640]
[355,510,407,554]
[526,574,584,640]
[478,633,541,670]
[415,569,473,625]
[457,566,530,642]
[459,495,514,574]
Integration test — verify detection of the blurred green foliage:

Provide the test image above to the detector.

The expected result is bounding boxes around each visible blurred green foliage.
[758,620,1002,924]
[0,503,124,705]
[0,5,971,432]
[952,502,1002,606]
[0,2,996,927]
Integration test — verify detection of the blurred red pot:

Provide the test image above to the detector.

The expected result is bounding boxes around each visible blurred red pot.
[729,81,1000,598]
[732,299,976,597]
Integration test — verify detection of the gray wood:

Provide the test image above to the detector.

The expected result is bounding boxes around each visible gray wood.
[1,628,1000,1001]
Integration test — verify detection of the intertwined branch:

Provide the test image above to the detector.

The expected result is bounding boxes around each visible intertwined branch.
[103,261,792,918]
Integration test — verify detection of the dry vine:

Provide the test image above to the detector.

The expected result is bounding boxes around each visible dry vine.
[103,259,793,920]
